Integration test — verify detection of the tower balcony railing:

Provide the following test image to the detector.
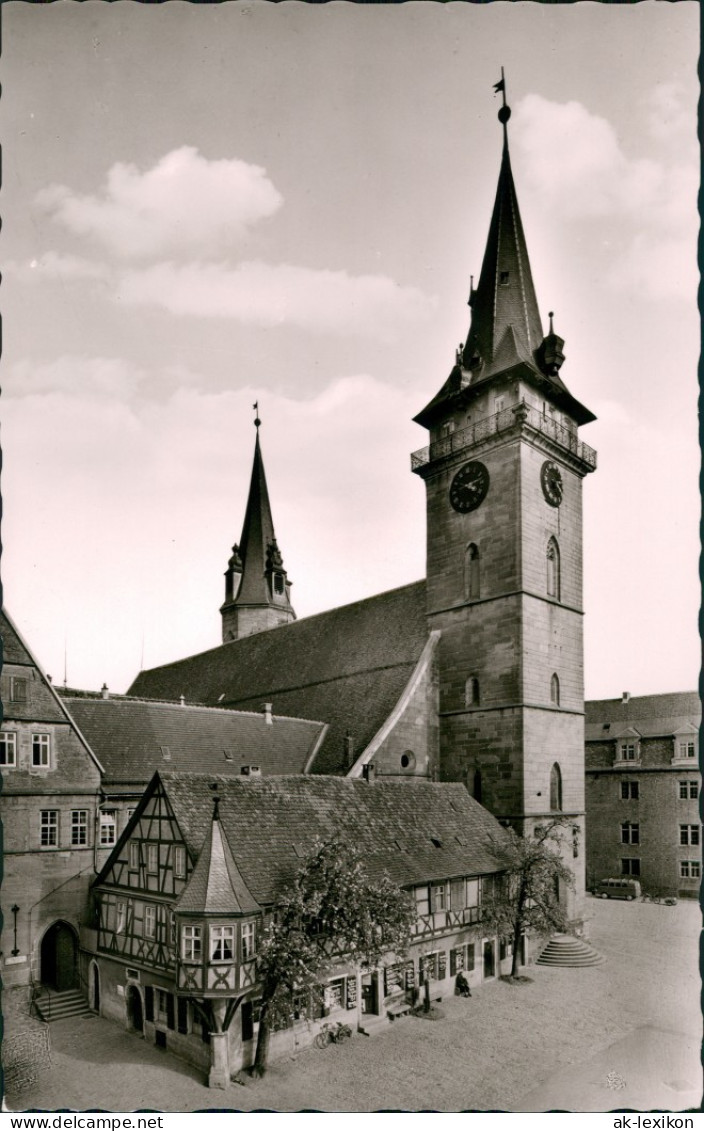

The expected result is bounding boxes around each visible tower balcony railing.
[411,402,598,472]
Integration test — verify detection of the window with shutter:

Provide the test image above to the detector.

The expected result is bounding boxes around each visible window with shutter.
[145,985,154,1023]
[166,993,175,1031]
[177,997,189,1034]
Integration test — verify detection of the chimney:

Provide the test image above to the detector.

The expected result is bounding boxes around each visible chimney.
[622,692,631,704]
[362,762,376,784]
[344,731,355,769]
[180,694,186,707]
[263,702,273,725]
[101,683,109,700]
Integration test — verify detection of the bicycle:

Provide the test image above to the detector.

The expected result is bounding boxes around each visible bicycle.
[314,1020,353,1048]
[641,893,678,906]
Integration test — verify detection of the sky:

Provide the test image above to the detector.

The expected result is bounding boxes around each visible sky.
[1,1,699,700]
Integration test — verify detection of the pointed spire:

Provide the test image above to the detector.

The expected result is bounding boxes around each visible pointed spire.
[175,797,260,916]
[220,410,296,643]
[414,78,595,431]
[461,85,543,377]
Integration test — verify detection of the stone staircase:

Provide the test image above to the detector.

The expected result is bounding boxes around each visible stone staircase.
[33,988,92,1023]
[536,934,604,968]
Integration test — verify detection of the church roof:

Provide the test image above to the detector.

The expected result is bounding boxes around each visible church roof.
[159,771,508,907]
[61,695,326,783]
[128,580,429,776]
[585,691,701,742]
[175,807,260,916]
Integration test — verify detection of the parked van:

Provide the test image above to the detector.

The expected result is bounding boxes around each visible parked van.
[594,877,641,900]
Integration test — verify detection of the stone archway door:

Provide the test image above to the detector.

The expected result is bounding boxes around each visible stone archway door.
[126,985,144,1034]
[41,922,78,992]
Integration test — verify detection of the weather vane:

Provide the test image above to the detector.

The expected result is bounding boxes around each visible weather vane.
[253,401,261,430]
[493,67,511,128]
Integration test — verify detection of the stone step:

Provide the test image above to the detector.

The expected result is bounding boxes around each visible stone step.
[358,1014,389,1037]
[536,935,604,968]
[34,989,92,1023]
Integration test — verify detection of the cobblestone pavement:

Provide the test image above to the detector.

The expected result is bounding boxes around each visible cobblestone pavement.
[5,898,701,1113]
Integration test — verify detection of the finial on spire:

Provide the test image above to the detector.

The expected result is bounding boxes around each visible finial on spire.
[549,311,554,334]
[253,401,261,430]
[494,68,511,129]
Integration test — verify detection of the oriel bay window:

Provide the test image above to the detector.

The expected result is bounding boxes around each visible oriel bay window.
[210,925,235,962]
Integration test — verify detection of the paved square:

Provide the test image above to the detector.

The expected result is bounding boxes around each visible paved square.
[6,898,701,1113]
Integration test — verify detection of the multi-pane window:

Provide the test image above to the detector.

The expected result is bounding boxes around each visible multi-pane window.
[678,740,696,760]
[621,822,640,845]
[621,858,640,876]
[71,810,88,846]
[679,825,700,847]
[32,733,51,767]
[99,810,116,846]
[156,989,171,1023]
[129,842,140,870]
[241,922,256,960]
[40,810,59,847]
[173,846,186,878]
[679,781,700,800]
[430,882,449,912]
[210,926,235,962]
[147,844,159,873]
[680,861,701,879]
[619,743,637,762]
[621,781,639,800]
[144,905,156,939]
[0,732,17,767]
[182,925,202,961]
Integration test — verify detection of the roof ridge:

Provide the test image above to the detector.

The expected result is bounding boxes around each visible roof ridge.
[64,693,326,725]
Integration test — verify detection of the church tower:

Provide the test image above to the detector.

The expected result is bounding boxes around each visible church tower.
[220,411,296,643]
[411,82,597,923]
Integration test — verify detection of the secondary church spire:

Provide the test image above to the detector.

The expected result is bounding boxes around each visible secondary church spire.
[220,408,296,643]
[415,77,595,430]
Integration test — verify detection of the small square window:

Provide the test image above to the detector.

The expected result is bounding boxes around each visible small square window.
[621,858,640,877]
[40,809,58,847]
[32,734,51,768]
[0,732,17,767]
[621,822,639,845]
[499,271,509,285]
[71,810,88,846]
[621,781,639,800]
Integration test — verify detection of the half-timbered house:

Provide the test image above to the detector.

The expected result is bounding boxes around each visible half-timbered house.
[89,770,519,1087]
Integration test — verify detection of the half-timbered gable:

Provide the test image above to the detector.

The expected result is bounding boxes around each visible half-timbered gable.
[94,775,191,973]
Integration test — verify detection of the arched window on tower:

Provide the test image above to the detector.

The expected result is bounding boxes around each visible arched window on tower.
[547,537,560,600]
[473,769,483,804]
[465,676,480,708]
[550,673,560,706]
[550,763,563,811]
[465,543,480,600]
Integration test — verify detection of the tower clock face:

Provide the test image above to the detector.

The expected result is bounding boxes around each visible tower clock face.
[449,461,490,513]
[541,461,563,507]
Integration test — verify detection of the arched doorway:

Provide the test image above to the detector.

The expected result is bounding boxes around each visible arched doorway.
[89,961,101,1013]
[126,984,144,1034]
[40,921,78,991]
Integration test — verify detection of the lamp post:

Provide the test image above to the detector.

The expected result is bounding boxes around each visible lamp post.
[11,904,20,956]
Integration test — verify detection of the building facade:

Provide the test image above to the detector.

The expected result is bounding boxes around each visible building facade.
[0,612,103,996]
[585,692,701,898]
[90,771,522,1086]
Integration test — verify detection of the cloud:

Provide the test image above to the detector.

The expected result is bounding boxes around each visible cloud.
[36,147,283,259]
[116,260,437,339]
[608,232,698,301]
[4,252,110,283]
[3,356,148,400]
[647,82,696,146]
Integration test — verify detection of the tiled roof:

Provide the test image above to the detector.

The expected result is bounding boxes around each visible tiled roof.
[60,696,326,784]
[128,580,429,775]
[175,814,260,916]
[585,692,701,742]
[160,771,508,907]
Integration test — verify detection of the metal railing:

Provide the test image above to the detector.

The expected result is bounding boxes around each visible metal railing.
[411,402,597,472]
